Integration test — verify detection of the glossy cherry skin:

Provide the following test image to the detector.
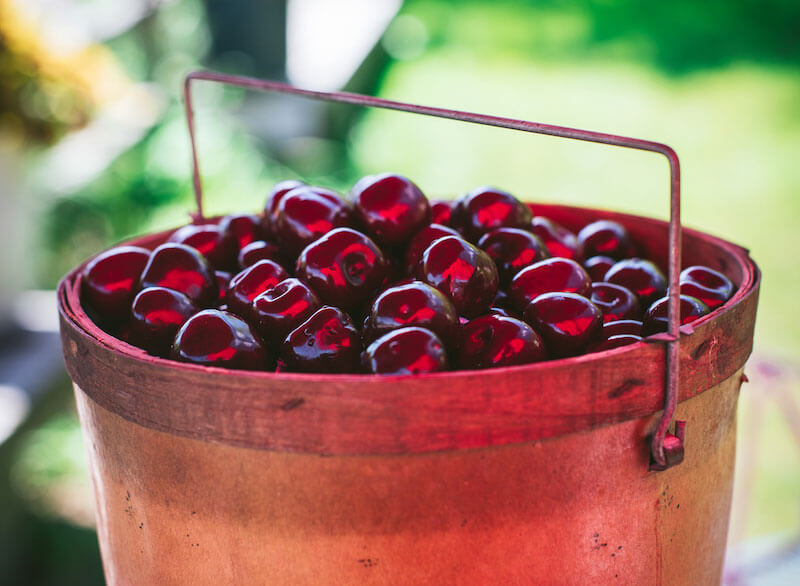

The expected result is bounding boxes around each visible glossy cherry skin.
[589,282,642,323]
[604,258,667,308]
[140,243,218,307]
[430,199,453,225]
[403,224,460,275]
[478,227,549,286]
[415,235,499,318]
[226,259,289,319]
[171,309,269,370]
[281,306,360,373]
[508,257,592,312]
[251,278,321,347]
[530,216,579,260]
[679,265,734,310]
[523,292,603,357]
[642,294,710,336]
[350,173,430,248]
[587,334,642,352]
[262,179,305,237]
[219,213,263,251]
[602,319,643,338]
[366,281,459,348]
[362,327,448,375]
[272,186,353,256]
[169,224,236,270]
[214,270,233,304]
[295,228,387,313]
[584,255,615,282]
[81,246,151,325]
[452,186,532,242]
[237,240,284,270]
[577,220,636,260]
[459,315,546,369]
[130,287,198,357]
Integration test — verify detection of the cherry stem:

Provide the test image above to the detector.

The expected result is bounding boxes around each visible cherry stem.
[182,69,683,469]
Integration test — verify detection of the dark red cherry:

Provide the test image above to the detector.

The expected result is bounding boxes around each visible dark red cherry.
[226,259,289,318]
[295,228,387,313]
[169,224,236,270]
[587,334,642,352]
[478,227,549,286]
[219,213,263,251]
[367,281,459,348]
[452,186,532,242]
[605,258,667,307]
[140,243,218,306]
[584,255,615,281]
[281,306,360,373]
[415,235,499,318]
[523,292,603,357]
[237,240,284,270]
[530,216,580,260]
[508,257,591,312]
[251,278,321,347]
[602,319,643,338]
[349,173,430,248]
[214,270,233,303]
[262,179,305,237]
[430,199,454,225]
[459,315,546,369]
[642,295,710,336]
[130,287,198,357]
[589,282,642,323]
[577,220,636,260]
[81,246,150,325]
[679,266,734,310]
[272,186,353,256]
[362,327,448,375]
[171,309,269,370]
[403,223,460,275]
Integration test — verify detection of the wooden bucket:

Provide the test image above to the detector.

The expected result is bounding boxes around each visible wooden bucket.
[58,201,759,585]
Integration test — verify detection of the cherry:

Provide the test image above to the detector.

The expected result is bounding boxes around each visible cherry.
[140,243,218,307]
[602,319,643,338]
[530,216,579,260]
[452,186,532,242]
[226,259,289,319]
[459,315,546,369]
[295,228,387,313]
[523,292,603,357]
[587,334,642,352]
[130,287,198,357]
[262,179,305,237]
[214,270,233,303]
[362,327,448,375]
[272,185,353,256]
[508,257,592,312]
[604,258,667,308]
[577,220,636,260]
[171,309,269,370]
[478,227,549,286]
[81,246,150,325]
[584,255,615,282]
[251,277,321,347]
[281,306,360,373]
[415,235,499,318]
[237,240,284,270]
[430,199,454,225]
[403,223,460,275]
[366,281,459,348]
[349,172,430,248]
[219,213,263,251]
[589,282,642,323]
[642,295,710,336]
[169,224,236,270]
[679,265,734,310]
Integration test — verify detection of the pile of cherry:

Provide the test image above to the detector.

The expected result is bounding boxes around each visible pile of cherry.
[80,174,735,375]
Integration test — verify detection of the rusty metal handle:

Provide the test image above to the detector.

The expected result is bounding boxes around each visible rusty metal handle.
[182,70,685,470]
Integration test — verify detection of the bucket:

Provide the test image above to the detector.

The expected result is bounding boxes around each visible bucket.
[58,74,760,585]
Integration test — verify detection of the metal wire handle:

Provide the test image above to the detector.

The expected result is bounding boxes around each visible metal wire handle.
[182,70,685,470]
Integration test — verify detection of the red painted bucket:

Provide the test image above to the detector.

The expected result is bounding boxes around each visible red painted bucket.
[58,74,760,585]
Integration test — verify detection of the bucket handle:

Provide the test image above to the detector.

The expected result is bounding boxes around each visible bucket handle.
[183,70,685,471]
